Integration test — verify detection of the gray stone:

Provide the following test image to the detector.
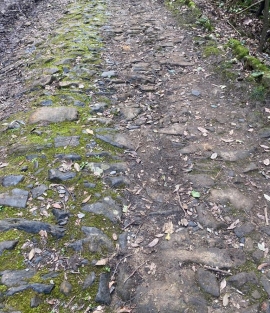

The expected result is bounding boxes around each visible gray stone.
[196,205,225,230]
[33,75,53,88]
[101,71,116,78]
[82,196,122,222]
[60,280,72,295]
[95,273,111,305]
[31,184,48,199]
[158,124,185,135]
[90,102,108,113]
[261,275,270,296]
[48,169,76,182]
[6,283,54,296]
[0,240,18,255]
[217,149,253,162]
[82,272,96,289]
[120,107,142,120]
[0,218,65,238]
[87,162,127,175]
[30,295,42,308]
[210,188,253,211]
[8,143,52,155]
[117,264,135,301]
[234,223,255,238]
[55,154,82,161]
[95,133,134,150]
[104,176,129,188]
[165,248,245,268]
[1,269,36,287]
[29,107,78,124]
[160,53,194,67]
[118,232,128,252]
[242,162,258,173]
[2,175,24,187]
[228,272,258,288]
[188,174,214,188]
[0,189,29,208]
[40,100,53,106]
[197,268,220,297]
[191,90,201,97]
[83,182,96,188]
[259,128,270,138]
[69,227,114,253]
[74,100,85,107]
[54,136,80,147]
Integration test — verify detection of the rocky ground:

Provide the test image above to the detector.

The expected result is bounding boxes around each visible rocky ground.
[0,0,270,312]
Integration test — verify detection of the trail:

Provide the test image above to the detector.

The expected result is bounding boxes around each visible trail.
[0,0,270,312]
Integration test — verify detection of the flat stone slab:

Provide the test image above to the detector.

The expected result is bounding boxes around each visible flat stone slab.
[82,196,122,222]
[216,149,253,162]
[1,269,36,287]
[95,273,111,305]
[48,169,76,182]
[197,268,220,297]
[54,136,80,147]
[164,247,246,268]
[31,184,48,199]
[210,188,253,211]
[2,175,24,187]
[158,124,185,135]
[0,189,29,208]
[95,131,135,150]
[68,226,114,253]
[29,107,78,124]
[0,218,65,238]
[159,53,194,67]
[6,283,54,296]
[0,240,18,255]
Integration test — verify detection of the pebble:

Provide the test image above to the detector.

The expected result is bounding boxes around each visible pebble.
[95,273,111,305]
[197,268,220,297]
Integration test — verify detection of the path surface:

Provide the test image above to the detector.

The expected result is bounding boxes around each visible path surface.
[0,0,270,312]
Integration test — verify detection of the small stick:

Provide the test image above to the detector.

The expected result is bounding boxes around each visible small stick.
[236,0,264,14]
[227,20,242,36]
[176,191,186,216]
[265,206,269,226]
[204,265,233,276]
[124,261,148,284]
[65,295,76,308]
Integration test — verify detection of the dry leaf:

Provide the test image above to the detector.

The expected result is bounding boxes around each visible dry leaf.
[180,218,188,226]
[260,144,270,149]
[210,152,218,159]
[52,203,62,209]
[265,108,270,113]
[162,221,174,234]
[118,308,132,313]
[258,263,270,270]
[82,195,91,204]
[223,293,230,306]
[112,233,118,241]
[122,45,131,51]
[220,278,226,292]
[95,258,108,266]
[264,194,270,202]
[148,238,159,247]
[155,233,164,238]
[86,129,94,135]
[165,233,171,240]
[135,236,144,244]
[74,163,80,172]
[221,138,234,143]
[198,127,208,136]
[227,219,240,230]
[0,163,8,168]
[263,159,270,166]
[28,248,35,260]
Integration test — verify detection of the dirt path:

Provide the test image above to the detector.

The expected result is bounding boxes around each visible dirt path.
[0,0,270,312]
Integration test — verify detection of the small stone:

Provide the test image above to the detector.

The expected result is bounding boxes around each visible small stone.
[31,184,48,199]
[259,128,270,138]
[101,70,116,78]
[251,290,261,299]
[188,174,214,188]
[158,124,185,135]
[74,100,85,107]
[0,189,29,208]
[1,269,36,287]
[228,272,258,288]
[104,176,129,188]
[82,272,96,289]
[60,280,72,295]
[2,175,24,187]
[197,268,220,297]
[95,273,111,305]
[191,90,201,97]
[40,100,53,106]
[242,162,258,173]
[54,136,80,148]
[117,264,136,301]
[0,240,18,255]
[30,295,42,308]
[48,169,76,182]
[55,154,82,161]
[95,132,134,150]
[261,275,270,296]
[234,223,255,238]
[217,149,253,162]
[83,182,96,188]
[90,102,108,113]
[29,107,78,124]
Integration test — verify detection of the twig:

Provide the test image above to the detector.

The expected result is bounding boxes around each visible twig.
[204,265,232,276]
[65,295,76,308]
[176,191,186,216]
[226,20,242,36]
[265,206,269,226]
[124,261,148,284]
[236,0,264,14]
[111,254,133,280]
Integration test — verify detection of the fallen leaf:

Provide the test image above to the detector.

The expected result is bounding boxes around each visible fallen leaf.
[155,233,164,238]
[117,308,132,313]
[258,242,266,251]
[135,236,144,244]
[122,205,129,213]
[221,138,234,143]
[258,263,270,270]
[264,194,270,202]
[112,233,118,241]
[52,203,62,209]
[191,190,200,198]
[77,213,85,219]
[227,219,240,230]
[74,163,80,172]
[263,159,270,166]
[220,278,226,292]
[260,144,270,149]
[122,45,131,51]
[82,195,91,204]
[210,152,218,159]
[198,127,208,136]
[223,293,230,306]
[0,163,8,168]
[165,233,171,240]
[162,221,174,234]
[95,258,108,266]
[265,108,270,113]
[148,238,159,247]
[28,248,35,260]
[180,218,189,226]
[86,128,94,135]
[173,184,180,193]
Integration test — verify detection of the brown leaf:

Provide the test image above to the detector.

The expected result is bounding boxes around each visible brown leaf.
[86,128,94,135]
[258,263,270,270]
[95,258,108,266]
[147,238,159,247]
[155,233,164,238]
[221,138,234,143]
[82,195,91,204]
[0,162,9,168]
[118,308,132,313]
[74,163,80,172]
[52,203,62,209]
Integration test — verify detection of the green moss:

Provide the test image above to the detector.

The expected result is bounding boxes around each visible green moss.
[228,39,249,59]
[244,56,268,71]
[203,45,221,57]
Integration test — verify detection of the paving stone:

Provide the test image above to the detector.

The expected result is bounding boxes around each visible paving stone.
[261,275,270,296]
[234,223,255,238]
[95,273,111,305]
[82,196,122,222]
[210,188,253,211]
[54,136,80,147]
[82,272,96,289]
[1,269,36,287]
[0,189,29,208]
[48,169,76,182]
[1,175,24,187]
[0,240,18,255]
[197,268,220,297]
[116,264,136,301]
[158,124,186,135]
[29,107,78,124]
[104,176,129,188]
[8,143,52,155]
[217,149,254,162]
[228,272,258,288]
[30,184,48,199]
[95,131,135,150]
[6,283,54,296]
[55,153,82,161]
[196,205,225,230]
